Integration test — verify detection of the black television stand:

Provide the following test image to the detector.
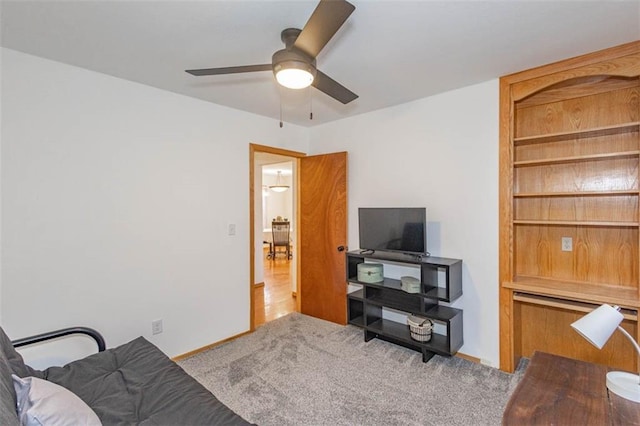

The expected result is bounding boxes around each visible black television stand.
[346,250,463,362]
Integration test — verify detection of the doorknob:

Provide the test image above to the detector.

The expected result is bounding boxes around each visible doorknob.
[337,246,346,252]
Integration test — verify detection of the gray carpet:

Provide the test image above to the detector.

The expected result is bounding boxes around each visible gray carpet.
[178,313,525,426]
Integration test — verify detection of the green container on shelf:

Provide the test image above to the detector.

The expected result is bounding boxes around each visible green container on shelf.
[357,263,383,283]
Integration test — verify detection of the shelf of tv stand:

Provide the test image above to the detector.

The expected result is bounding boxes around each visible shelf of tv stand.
[349,250,460,266]
[347,289,365,327]
[346,251,463,303]
[365,295,462,323]
[348,288,364,300]
[349,277,450,302]
[365,319,453,357]
[349,315,365,328]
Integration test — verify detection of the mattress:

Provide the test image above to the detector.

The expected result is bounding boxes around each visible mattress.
[39,337,252,425]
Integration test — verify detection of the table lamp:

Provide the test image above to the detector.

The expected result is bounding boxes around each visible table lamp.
[571,304,640,402]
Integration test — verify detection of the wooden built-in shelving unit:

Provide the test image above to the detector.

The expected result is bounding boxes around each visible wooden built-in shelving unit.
[499,41,640,373]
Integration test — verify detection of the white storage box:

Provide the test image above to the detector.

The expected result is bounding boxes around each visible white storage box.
[357,263,384,283]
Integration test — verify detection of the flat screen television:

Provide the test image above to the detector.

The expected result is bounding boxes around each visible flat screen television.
[358,207,427,255]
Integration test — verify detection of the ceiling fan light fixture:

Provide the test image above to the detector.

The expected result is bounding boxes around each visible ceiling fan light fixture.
[274,61,316,89]
[185,0,358,104]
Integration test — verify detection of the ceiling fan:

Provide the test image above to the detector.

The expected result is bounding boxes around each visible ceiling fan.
[186,0,358,105]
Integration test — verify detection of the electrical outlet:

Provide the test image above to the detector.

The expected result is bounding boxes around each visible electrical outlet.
[228,223,236,236]
[561,237,573,252]
[152,319,163,335]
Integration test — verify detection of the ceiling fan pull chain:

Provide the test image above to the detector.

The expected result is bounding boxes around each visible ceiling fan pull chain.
[309,87,313,121]
[279,88,284,128]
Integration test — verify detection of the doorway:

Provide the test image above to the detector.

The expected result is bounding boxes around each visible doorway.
[249,144,306,330]
[249,144,348,330]
[256,160,295,327]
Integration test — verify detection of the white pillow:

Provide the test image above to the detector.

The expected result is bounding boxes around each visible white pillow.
[12,374,101,426]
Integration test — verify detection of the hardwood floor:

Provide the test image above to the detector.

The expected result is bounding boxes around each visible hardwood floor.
[254,250,297,328]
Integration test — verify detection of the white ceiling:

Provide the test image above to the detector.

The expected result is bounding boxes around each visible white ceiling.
[263,161,293,175]
[1,1,639,127]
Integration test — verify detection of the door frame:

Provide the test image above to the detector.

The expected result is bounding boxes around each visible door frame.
[249,143,306,331]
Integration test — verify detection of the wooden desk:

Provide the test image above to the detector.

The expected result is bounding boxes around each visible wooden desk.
[503,352,640,425]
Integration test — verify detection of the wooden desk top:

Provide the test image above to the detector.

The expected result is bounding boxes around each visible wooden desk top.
[503,351,640,425]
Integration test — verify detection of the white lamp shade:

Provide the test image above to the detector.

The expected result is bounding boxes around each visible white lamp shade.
[571,304,624,349]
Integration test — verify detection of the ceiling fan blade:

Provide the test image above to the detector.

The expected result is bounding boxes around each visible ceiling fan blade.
[293,0,355,58]
[185,64,272,76]
[312,70,358,104]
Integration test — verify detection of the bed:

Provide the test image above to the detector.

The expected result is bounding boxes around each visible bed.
[0,326,253,425]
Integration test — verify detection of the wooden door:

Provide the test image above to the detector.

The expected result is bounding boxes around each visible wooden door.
[299,152,348,325]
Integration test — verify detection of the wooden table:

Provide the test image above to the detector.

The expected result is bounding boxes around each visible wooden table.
[503,351,640,425]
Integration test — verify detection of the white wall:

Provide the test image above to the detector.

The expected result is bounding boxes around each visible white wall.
[309,80,500,366]
[1,47,502,367]
[0,48,309,360]
[0,47,3,325]
[263,172,293,227]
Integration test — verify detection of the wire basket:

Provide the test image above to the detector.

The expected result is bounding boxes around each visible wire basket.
[407,315,433,342]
